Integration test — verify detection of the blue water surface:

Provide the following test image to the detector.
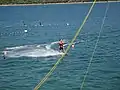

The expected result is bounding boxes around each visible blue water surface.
[0,2,120,90]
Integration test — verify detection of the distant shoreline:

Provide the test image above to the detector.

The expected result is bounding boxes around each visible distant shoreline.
[0,1,119,6]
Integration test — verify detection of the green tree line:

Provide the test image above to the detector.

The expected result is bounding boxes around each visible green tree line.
[0,0,118,5]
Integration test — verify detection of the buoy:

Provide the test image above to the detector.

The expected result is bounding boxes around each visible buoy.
[24,30,27,32]
[66,23,69,26]
[72,44,75,48]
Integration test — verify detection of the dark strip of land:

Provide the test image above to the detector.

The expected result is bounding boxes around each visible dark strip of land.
[0,0,119,5]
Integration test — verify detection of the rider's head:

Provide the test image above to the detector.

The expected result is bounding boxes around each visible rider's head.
[59,39,62,41]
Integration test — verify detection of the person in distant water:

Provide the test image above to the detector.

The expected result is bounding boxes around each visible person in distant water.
[58,39,64,53]
[39,21,42,26]
[3,50,7,59]
[22,20,26,26]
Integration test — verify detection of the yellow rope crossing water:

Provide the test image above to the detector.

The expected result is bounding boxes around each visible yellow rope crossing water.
[34,0,96,90]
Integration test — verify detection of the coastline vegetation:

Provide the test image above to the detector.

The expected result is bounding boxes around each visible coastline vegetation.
[0,0,118,5]
[0,0,117,5]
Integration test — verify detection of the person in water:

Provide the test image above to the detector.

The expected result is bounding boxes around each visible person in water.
[3,50,7,59]
[58,39,65,53]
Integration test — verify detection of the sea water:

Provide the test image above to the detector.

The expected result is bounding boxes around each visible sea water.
[0,2,120,90]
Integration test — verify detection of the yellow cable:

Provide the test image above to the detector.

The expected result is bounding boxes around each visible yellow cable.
[34,0,96,90]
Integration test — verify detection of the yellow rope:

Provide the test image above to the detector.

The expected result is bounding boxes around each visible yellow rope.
[34,1,96,90]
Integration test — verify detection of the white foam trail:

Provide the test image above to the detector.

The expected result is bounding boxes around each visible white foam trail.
[4,41,64,58]
[6,46,27,50]
[6,48,63,58]
[45,41,59,49]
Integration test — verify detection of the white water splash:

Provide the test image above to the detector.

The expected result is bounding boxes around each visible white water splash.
[4,41,64,58]
[2,39,82,58]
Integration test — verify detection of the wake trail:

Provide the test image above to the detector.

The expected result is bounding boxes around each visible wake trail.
[1,39,83,58]
[1,41,63,58]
